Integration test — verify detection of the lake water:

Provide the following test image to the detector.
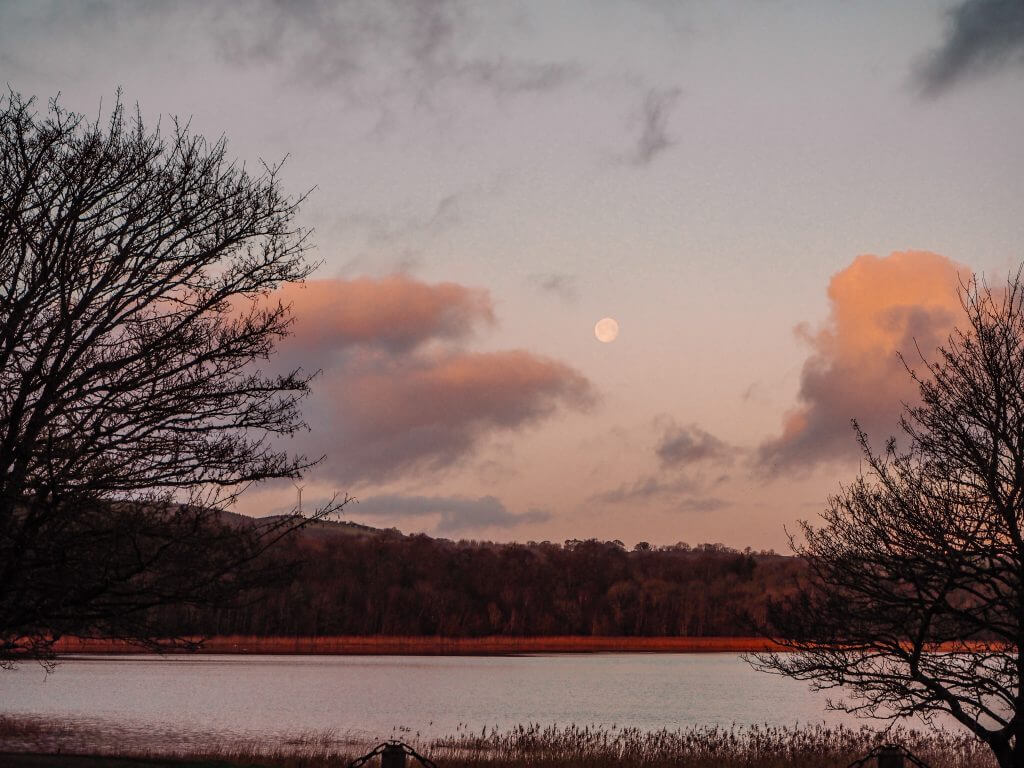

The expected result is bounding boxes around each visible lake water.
[0,653,871,749]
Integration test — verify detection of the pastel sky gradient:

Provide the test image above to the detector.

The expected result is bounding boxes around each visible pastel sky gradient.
[4,0,1024,548]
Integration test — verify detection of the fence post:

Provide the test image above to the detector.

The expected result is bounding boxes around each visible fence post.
[381,742,407,768]
[877,746,905,768]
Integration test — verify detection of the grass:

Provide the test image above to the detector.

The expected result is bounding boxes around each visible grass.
[0,715,998,768]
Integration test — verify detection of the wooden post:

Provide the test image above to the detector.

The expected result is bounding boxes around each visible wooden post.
[877,746,905,768]
[381,743,407,768]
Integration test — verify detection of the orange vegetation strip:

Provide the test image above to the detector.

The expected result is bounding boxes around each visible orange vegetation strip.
[51,635,787,655]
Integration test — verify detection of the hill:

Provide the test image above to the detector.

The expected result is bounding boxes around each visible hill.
[146,521,802,638]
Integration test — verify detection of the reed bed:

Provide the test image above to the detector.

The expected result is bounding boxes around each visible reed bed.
[430,723,994,768]
[0,715,998,768]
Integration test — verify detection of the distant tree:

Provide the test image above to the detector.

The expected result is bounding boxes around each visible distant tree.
[753,271,1024,768]
[0,92,340,666]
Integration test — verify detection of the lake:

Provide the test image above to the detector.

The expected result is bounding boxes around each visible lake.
[1,653,871,750]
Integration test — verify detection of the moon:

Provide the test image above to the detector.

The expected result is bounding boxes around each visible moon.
[594,317,619,343]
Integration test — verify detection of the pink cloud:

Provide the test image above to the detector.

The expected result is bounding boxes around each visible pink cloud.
[274,276,593,483]
[320,349,593,480]
[275,274,494,354]
[757,251,970,472]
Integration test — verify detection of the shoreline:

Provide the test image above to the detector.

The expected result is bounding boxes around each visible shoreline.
[50,635,787,655]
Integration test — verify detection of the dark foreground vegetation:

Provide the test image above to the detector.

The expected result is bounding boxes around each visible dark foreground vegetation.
[0,92,342,666]
[0,716,995,768]
[141,521,800,638]
[753,275,1024,768]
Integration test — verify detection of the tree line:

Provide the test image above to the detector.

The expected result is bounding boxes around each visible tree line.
[149,525,802,638]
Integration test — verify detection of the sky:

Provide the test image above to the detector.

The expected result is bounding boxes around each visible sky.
[3,0,1024,549]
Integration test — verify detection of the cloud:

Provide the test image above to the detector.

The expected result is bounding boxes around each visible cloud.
[353,493,550,534]
[632,87,682,165]
[336,194,462,245]
[212,0,577,98]
[656,422,737,467]
[677,497,730,513]
[591,474,696,505]
[322,349,594,481]
[528,272,579,302]
[589,418,735,513]
[590,475,728,514]
[757,251,969,472]
[0,2,577,109]
[456,59,578,96]
[917,0,1024,95]
[274,276,594,484]
[274,274,492,354]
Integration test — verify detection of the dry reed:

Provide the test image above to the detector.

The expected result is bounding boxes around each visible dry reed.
[0,715,997,768]
[429,722,993,768]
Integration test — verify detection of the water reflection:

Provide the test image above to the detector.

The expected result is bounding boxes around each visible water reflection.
[2,653,870,745]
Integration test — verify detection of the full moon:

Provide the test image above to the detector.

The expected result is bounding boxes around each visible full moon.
[594,317,619,343]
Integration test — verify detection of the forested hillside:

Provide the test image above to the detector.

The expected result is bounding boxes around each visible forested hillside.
[152,522,803,637]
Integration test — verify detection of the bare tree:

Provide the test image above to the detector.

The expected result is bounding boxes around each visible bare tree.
[0,92,340,666]
[753,270,1024,768]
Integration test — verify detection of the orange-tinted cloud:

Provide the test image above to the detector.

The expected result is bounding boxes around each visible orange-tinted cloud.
[757,251,969,471]
[275,276,593,483]
[275,274,493,354]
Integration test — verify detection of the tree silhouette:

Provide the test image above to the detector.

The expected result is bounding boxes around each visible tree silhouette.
[0,91,339,666]
[754,271,1024,768]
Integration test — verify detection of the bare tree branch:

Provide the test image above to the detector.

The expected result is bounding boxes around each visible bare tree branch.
[751,269,1024,768]
[0,91,345,667]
